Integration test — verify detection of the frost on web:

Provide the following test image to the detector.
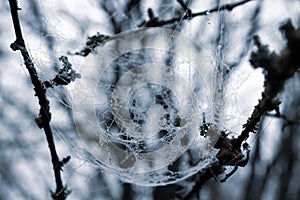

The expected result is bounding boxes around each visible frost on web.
[72,28,222,186]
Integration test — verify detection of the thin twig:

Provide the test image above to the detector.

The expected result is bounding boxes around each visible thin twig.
[8,0,70,199]
[140,0,253,27]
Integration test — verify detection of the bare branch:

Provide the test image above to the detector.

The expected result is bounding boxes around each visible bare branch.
[76,0,254,58]
[139,0,253,27]
[235,20,300,148]
[8,0,70,199]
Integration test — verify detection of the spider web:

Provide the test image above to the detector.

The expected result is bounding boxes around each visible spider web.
[70,27,222,186]
[2,0,277,198]
[39,0,263,187]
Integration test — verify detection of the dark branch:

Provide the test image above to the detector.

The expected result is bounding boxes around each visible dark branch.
[235,20,300,148]
[176,0,192,18]
[76,0,253,58]
[8,0,70,199]
[139,0,253,27]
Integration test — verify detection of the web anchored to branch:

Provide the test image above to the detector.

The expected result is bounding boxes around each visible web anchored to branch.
[5,0,300,199]
[8,1,76,199]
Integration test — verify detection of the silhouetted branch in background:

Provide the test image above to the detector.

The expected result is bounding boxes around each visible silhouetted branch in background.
[266,113,300,130]
[74,0,254,58]
[8,0,70,199]
[182,165,223,200]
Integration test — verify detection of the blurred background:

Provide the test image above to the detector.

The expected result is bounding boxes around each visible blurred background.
[1,0,300,199]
